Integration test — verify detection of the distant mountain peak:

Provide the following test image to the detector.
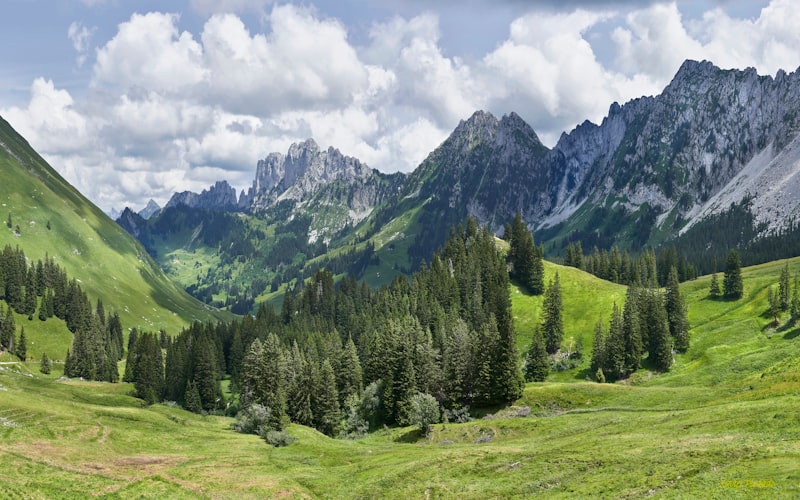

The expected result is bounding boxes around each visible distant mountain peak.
[165,180,239,212]
[138,199,161,220]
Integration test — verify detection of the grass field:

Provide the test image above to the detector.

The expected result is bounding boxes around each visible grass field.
[2,257,799,498]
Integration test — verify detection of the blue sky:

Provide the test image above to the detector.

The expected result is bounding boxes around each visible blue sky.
[1,0,796,212]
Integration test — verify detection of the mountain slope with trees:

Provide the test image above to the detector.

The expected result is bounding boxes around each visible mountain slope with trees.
[0,115,230,362]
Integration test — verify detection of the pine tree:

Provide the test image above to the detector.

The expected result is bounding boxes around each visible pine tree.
[664,267,690,353]
[16,326,27,361]
[622,287,643,373]
[709,272,721,298]
[194,338,223,412]
[259,334,288,430]
[1,306,16,351]
[442,319,473,407]
[184,379,202,414]
[40,352,51,374]
[574,241,584,270]
[524,325,549,382]
[133,333,164,404]
[767,286,781,326]
[723,249,743,299]
[603,303,625,380]
[642,290,672,371]
[590,316,606,374]
[492,313,524,403]
[286,345,314,426]
[791,274,800,325]
[314,359,342,436]
[779,262,791,311]
[541,273,564,354]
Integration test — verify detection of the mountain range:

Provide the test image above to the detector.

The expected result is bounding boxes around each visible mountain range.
[118,59,800,312]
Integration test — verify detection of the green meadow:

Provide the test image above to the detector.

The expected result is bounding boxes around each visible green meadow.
[2,257,799,498]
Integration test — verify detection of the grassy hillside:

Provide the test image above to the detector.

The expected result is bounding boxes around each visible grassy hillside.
[1,257,798,497]
[0,116,231,356]
[511,261,628,381]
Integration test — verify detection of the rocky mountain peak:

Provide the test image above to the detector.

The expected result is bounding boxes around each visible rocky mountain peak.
[249,139,372,210]
[165,180,239,212]
[138,199,161,220]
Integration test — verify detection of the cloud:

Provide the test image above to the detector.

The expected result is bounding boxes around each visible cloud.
[200,6,368,114]
[68,21,96,68]
[93,12,207,93]
[6,1,800,213]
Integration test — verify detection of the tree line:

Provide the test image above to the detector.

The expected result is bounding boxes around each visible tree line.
[124,219,526,438]
[0,245,123,375]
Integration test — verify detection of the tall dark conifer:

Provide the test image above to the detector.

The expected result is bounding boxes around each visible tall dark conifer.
[665,267,690,353]
[524,324,549,382]
[541,273,564,354]
[723,249,743,299]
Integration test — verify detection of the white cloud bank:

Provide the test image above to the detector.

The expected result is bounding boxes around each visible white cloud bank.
[4,1,800,211]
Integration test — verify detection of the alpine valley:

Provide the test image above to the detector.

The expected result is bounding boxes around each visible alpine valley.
[120,60,800,314]
[1,58,799,499]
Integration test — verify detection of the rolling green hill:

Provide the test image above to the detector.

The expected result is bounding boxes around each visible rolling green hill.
[1,257,798,497]
[0,116,231,359]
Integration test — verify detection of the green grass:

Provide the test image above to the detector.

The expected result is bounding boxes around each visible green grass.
[512,261,627,381]
[2,257,800,497]
[0,116,231,360]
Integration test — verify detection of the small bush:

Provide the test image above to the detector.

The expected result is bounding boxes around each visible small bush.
[261,429,294,447]
[232,404,272,435]
[409,392,440,436]
[444,405,472,423]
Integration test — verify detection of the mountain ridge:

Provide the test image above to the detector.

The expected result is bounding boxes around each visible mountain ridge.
[118,58,800,308]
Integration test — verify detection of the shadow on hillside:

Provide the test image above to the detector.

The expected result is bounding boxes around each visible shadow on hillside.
[574,367,593,381]
[394,428,424,443]
[783,328,800,340]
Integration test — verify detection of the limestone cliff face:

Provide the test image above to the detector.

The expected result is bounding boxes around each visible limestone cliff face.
[547,60,800,234]
[139,59,800,251]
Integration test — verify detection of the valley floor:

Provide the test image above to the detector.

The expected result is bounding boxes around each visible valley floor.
[1,361,798,499]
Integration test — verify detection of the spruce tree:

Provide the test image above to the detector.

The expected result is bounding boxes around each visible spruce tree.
[442,319,473,407]
[791,274,800,325]
[541,273,564,354]
[767,286,781,326]
[287,346,314,426]
[194,338,223,412]
[642,290,672,371]
[779,262,791,311]
[590,316,606,374]
[622,287,643,373]
[16,326,27,361]
[492,313,524,403]
[184,379,202,414]
[259,334,288,430]
[574,241,584,270]
[473,315,498,406]
[40,352,51,374]
[314,359,342,436]
[665,267,690,353]
[709,272,721,298]
[723,249,743,299]
[524,325,549,382]
[603,303,625,380]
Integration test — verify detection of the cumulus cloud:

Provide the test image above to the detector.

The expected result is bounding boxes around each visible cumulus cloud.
[93,12,207,93]
[68,21,96,68]
[5,1,800,212]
